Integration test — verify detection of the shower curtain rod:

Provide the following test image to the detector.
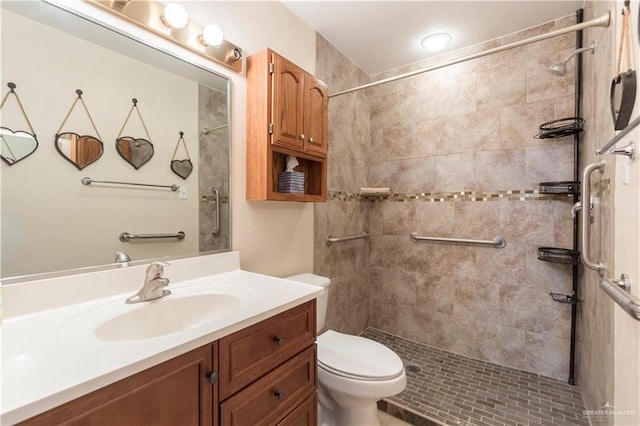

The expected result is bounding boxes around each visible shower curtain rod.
[329,11,611,98]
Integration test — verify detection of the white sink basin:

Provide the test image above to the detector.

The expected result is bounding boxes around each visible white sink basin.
[95,293,242,341]
[56,285,255,342]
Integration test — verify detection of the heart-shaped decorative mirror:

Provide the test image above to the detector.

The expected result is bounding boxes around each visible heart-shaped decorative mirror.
[610,70,637,130]
[171,159,193,179]
[1,127,38,165]
[55,132,104,170]
[116,136,154,169]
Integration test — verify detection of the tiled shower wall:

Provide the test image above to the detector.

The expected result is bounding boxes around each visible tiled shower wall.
[314,35,371,334]
[579,0,616,415]
[315,15,582,380]
[365,16,577,379]
[198,85,230,252]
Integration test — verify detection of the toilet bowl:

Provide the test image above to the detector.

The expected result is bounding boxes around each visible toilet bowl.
[286,273,407,426]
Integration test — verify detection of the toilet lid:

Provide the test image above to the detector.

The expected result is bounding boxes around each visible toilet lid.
[317,330,404,381]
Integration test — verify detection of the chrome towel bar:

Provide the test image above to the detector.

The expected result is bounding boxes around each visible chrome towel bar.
[119,231,185,242]
[326,232,370,245]
[600,274,640,321]
[82,177,179,191]
[596,114,640,156]
[410,232,506,248]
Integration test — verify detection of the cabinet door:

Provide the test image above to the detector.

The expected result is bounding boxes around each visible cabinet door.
[272,54,304,152]
[303,78,328,158]
[21,345,215,426]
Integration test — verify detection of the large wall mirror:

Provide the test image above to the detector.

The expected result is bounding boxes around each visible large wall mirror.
[1,1,231,281]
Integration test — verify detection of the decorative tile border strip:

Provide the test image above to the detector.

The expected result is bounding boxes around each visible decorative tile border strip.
[328,190,573,203]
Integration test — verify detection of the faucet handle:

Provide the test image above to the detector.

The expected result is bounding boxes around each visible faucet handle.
[145,261,170,280]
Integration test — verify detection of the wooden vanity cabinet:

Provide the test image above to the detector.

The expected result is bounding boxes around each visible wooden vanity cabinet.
[247,48,328,202]
[20,344,217,426]
[19,301,317,426]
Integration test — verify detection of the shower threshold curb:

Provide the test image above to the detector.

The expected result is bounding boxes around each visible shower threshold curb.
[378,399,446,426]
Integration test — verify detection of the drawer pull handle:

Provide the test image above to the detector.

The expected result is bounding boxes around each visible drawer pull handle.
[274,390,286,401]
[206,371,219,384]
[309,137,314,143]
[300,134,305,140]
[273,336,286,346]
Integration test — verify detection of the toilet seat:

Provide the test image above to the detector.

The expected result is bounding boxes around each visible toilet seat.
[317,330,404,381]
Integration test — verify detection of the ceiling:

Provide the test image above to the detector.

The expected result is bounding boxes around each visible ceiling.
[281,1,584,75]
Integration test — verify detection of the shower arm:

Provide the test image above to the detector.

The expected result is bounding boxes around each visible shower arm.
[329,11,611,98]
[564,43,596,63]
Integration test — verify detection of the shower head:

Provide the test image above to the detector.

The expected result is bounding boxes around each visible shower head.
[548,42,595,76]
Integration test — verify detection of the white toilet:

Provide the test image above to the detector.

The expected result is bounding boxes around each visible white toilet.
[286,273,407,426]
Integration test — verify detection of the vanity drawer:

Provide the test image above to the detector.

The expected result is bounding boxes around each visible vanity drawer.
[220,345,316,426]
[219,300,316,399]
[277,393,317,426]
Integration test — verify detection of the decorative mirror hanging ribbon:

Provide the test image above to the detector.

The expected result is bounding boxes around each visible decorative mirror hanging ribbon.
[55,89,104,170]
[170,131,193,180]
[0,82,39,166]
[115,98,154,170]
[610,4,636,130]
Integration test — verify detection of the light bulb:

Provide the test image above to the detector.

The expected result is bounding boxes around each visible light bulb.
[420,32,452,52]
[200,24,224,47]
[162,3,188,29]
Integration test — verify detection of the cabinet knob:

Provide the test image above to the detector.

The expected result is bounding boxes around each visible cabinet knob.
[273,336,286,346]
[309,137,314,143]
[300,134,305,140]
[274,390,286,401]
[206,371,219,384]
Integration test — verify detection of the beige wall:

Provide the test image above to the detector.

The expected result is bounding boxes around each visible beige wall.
[181,2,317,277]
[580,0,616,417]
[581,2,640,423]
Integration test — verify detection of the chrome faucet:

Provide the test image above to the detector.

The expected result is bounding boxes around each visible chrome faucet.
[126,261,171,304]
[114,251,131,265]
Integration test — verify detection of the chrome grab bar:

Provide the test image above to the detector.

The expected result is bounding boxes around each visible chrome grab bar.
[580,162,605,272]
[596,114,640,156]
[212,187,220,236]
[600,275,640,321]
[119,231,185,242]
[82,177,178,191]
[410,232,506,248]
[201,123,229,135]
[326,232,370,245]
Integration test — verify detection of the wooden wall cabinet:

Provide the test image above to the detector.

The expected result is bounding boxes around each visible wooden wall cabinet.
[247,48,328,202]
[20,302,317,426]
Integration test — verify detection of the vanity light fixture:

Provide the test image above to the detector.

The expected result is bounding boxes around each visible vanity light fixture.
[88,0,243,72]
[200,24,224,47]
[161,3,189,29]
[420,32,453,52]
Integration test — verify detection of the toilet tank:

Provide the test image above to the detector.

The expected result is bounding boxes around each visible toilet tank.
[285,273,330,333]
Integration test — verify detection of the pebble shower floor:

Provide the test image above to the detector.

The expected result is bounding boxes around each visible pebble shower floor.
[362,328,590,426]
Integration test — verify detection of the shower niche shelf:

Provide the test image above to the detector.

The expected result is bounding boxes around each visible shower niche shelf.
[538,181,580,195]
[538,247,581,265]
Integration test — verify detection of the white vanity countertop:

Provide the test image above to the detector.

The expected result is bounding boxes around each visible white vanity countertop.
[1,252,323,425]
